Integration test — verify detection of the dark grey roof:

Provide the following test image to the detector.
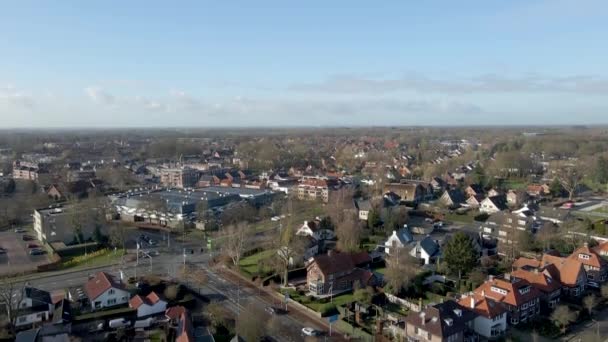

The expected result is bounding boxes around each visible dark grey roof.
[394,228,413,244]
[356,199,372,211]
[419,236,439,256]
[15,328,40,342]
[25,287,52,305]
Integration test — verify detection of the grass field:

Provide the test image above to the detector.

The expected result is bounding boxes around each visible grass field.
[239,249,275,276]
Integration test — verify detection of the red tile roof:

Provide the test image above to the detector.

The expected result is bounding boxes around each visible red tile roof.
[568,245,607,269]
[84,272,125,301]
[473,277,541,308]
[458,293,506,319]
[511,269,561,294]
[129,291,162,309]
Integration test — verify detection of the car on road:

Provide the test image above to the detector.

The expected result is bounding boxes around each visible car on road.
[29,248,45,255]
[27,243,39,249]
[147,239,157,246]
[184,248,194,254]
[14,228,26,233]
[148,250,160,257]
[301,327,321,336]
[270,216,280,221]
[265,306,277,315]
[0,248,6,254]
[22,235,34,241]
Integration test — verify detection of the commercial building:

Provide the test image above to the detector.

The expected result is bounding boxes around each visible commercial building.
[160,167,199,188]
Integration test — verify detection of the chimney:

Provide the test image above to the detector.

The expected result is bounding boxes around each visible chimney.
[420,312,426,325]
[504,273,511,281]
[481,290,486,297]
[393,230,397,235]
[470,297,475,309]
[584,242,589,248]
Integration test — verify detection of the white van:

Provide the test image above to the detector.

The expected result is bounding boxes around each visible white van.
[108,318,131,329]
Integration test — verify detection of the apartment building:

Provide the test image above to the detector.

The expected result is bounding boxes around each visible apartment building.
[160,167,199,188]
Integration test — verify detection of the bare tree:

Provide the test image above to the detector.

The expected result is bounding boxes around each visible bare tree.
[0,278,26,335]
[274,225,307,286]
[557,167,583,200]
[336,213,362,252]
[236,303,265,341]
[583,295,598,315]
[223,222,252,267]
[551,305,577,333]
[384,247,418,295]
[109,224,127,251]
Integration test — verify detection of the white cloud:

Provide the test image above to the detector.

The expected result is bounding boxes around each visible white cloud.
[290,73,608,95]
[0,84,34,108]
[84,86,115,104]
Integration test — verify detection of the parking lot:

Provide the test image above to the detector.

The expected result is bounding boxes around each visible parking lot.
[0,229,52,276]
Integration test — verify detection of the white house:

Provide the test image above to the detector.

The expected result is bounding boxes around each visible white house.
[384,228,413,255]
[129,292,167,318]
[296,220,335,241]
[85,272,130,311]
[458,294,507,339]
[409,236,440,265]
[15,287,54,328]
[479,195,508,214]
[355,199,372,221]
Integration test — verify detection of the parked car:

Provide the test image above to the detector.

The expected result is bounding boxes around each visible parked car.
[148,250,160,257]
[108,318,131,329]
[27,243,39,249]
[29,249,45,255]
[301,327,321,336]
[265,306,277,315]
[271,216,280,221]
[184,248,194,254]
[14,228,26,233]
[22,235,34,241]
[0,248,6,254]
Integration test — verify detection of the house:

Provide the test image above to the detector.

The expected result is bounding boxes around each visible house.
[84,272,130,310]
[458,293,507,339]
[15,324,71,342]
[506,190,528,206]
[567,244,608,288]
[439,189,466,208]
[296,219,335,241]
[510,268,561,310]
[409,236,440,265]
[593,241,608,257]
[487,188,502,198]
[15,287,54,329]
[129,292,167,318]
[513,254,587,297]
[165,306,193,342]
[526,184,550,197]
[479,195,509,214]
[383,182,426,204]
[466,194,484,208]
[355,198,372,221]
[472,275,542,325]
[481,211,534,257]
[430,177,447,193]
[464,184,484,198]
[306,251,377,297]
[403,300,475,342]
[278,235,320,266]
[384,228,414,255]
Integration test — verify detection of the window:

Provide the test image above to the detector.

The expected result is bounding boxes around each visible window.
[19,316,27,323]
[511,317,519,325]
[579,254,590,260]
[109,289,115,295]
[107,298,117,305]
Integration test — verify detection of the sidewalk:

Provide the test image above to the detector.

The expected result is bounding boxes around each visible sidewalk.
[220,267,353,341]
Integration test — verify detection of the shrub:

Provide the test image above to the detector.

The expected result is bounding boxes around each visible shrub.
[320,303,337,316]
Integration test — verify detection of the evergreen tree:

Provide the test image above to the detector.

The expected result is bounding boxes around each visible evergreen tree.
[594,156,608,184]
[442,232,477,279]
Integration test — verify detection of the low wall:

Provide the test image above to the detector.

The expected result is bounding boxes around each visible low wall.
[385,293,421,312]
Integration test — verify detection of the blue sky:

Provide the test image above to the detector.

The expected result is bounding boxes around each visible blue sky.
[1,0,607,127]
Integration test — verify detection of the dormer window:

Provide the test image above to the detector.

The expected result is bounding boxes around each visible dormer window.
[579,254,590,260]
[519,286,531,295]
[491,286,508,295]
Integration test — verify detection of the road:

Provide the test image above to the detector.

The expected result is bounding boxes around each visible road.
[23,248,344,341]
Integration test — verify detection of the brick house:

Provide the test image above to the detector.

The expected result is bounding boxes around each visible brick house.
[403,300,476,342]
[306,251,376,297]
[472,275,542,325]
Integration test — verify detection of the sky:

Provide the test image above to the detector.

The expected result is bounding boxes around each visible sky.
[1,0,607,127]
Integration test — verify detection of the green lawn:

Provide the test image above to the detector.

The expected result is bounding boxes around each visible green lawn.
[445,212,476,224]
[502,179,527,190]
[239,249,275,276]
